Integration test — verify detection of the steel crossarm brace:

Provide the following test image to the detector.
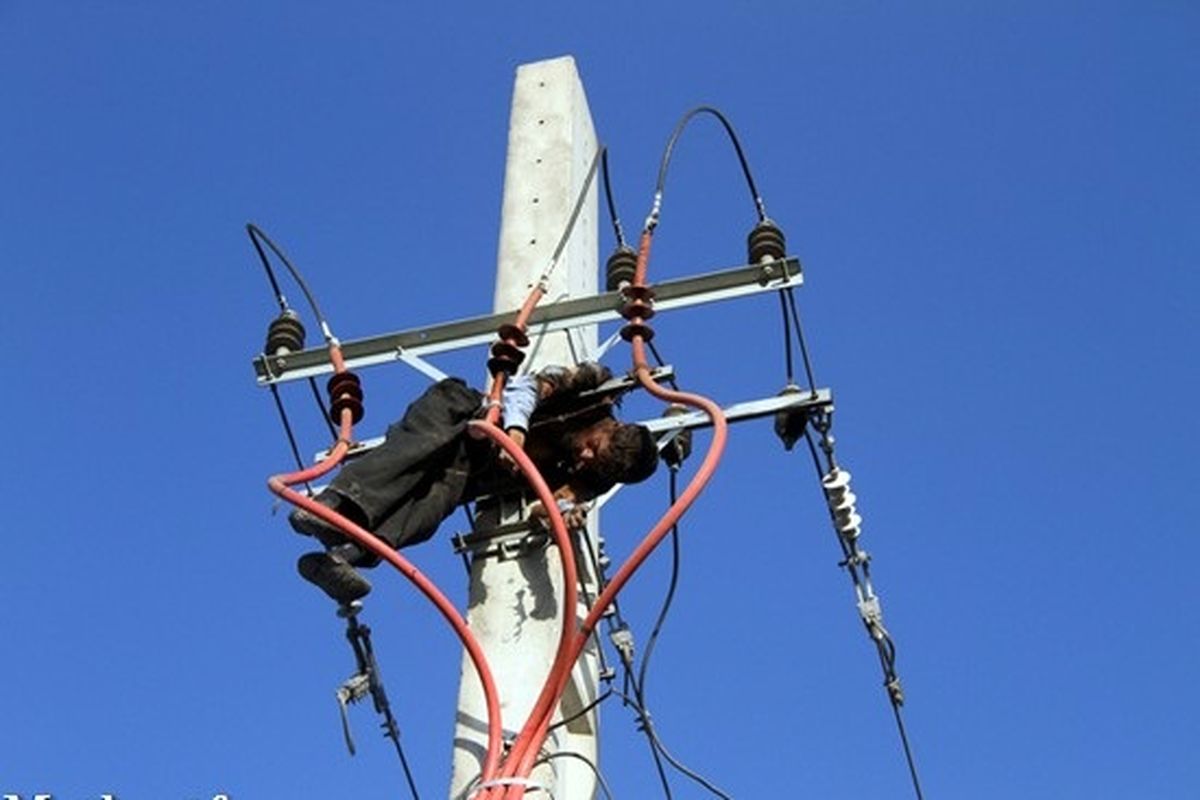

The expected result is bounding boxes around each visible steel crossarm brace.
[253,258,801,385]
[639,387,832,434]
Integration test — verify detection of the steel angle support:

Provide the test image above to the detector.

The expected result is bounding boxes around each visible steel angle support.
[252,257,801,385]
[640,387,832,434]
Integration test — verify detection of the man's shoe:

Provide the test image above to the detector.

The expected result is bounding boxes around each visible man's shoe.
[289,494,350,549]
[297,551,372,604]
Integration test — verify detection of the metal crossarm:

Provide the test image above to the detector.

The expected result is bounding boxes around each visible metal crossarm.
[638,387,831,434]
[253,258,801,385]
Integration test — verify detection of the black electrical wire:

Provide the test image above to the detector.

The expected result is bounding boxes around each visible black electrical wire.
[609,464,677,798]
[800,428,925,800]
[545,688,615,736]
[784,286,818,392]
[608,687,733,800]
[572,510,634,638]
[249,223,341,442]
[574,504,673,797]
[307,375,339,441]
[248,223,288,312]
[535,751,617,800]
[246,223,332,335]
[571,528,618,700]
[597,468,731,800]
[632,467,733,800]
[645,340,681,391]
[802,425,833,476]
[268,383,312,496]
[388,730,423,800]
[639,712,733,800]
[779,292,795,385]
[652,106,768,228]
[651,733,733,800]
[637,468,681,699]
[601,147,628,248]
[568,454,724,799]
[891,699,925,800]
[614,647,674,799]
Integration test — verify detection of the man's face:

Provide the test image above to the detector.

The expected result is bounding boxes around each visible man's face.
[569,418,618,474]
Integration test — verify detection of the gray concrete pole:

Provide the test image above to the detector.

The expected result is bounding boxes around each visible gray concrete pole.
[450,56,601,800]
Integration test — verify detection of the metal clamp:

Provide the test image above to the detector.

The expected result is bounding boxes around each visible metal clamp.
[452,519,550,560]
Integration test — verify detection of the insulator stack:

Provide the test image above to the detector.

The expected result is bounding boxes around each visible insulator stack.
[660,403,693,468]
[821,467,862,540]
[605,246,638,291]
[487,324,530,377]
[265,309,306,355]
[773,383,808,451]
[748,218,786,264]
[619,285,656,342]
[327,371,365,424]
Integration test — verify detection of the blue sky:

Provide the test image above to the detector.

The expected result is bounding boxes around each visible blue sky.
[2,3,1197,798]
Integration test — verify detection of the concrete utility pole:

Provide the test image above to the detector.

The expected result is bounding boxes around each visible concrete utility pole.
[449,56,602,800]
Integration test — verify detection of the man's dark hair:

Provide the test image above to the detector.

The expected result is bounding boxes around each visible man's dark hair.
[596,422,658,487]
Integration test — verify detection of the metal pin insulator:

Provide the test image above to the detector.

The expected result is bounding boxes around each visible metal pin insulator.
[265,308,306,355]
[605,246,638,292]
[748,218,787,264]
[773,383,808,451]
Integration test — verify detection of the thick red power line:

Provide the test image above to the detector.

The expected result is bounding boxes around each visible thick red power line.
[487,229,729,799]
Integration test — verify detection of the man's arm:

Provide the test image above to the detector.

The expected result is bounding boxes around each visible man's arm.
[498,362,613,468]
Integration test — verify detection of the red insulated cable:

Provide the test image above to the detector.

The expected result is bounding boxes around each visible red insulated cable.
[467,419,583,800]
[496,233,729,798]
[500,367,728,792]
[582,355,727,645]
[514,285,546,331]
[482,285,546,427]
[633,228,653,287]
[266,347,506,784]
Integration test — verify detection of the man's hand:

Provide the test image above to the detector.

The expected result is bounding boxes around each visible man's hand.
[529,498,589,531]
[498,427,527,474]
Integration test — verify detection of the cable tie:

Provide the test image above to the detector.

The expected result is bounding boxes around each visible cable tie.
[469,777,555,798]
